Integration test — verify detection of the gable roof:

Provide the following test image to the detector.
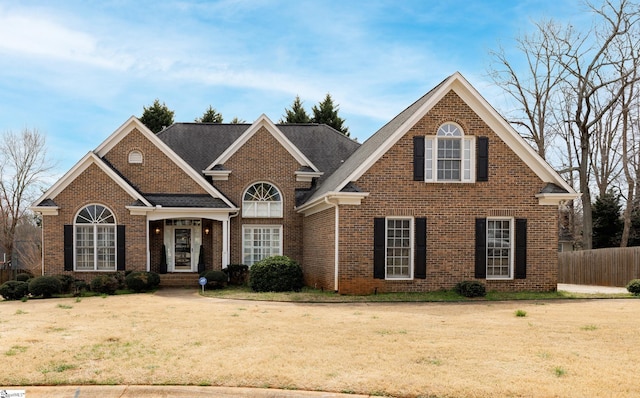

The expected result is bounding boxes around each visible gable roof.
[157,118,360,185]
[300,72,578,210]
[31,151,152,212]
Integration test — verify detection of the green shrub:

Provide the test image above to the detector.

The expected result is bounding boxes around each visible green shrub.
[90,275,119,295]
[0,280,29,300]
[54,274,76,294]
[200,270,228,289]
[16,273,31,282]
[28,276,62,298]
[454,280,486,298]
[74,279,89,294]
[249,255,304,293]
[113,272,127,289]
[125,271,161,292]
[225,264,249,285]
[626,279,640,295]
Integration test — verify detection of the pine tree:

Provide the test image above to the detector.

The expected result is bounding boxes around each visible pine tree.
[229,117,246,124]
[281,95,311,123]
[311,93,349,136]
[592,191,623,248]
[195,106,223,123]
[139,99,175,134]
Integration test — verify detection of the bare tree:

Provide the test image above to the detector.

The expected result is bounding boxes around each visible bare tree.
[0,128,53,263]
[488,20,568,159]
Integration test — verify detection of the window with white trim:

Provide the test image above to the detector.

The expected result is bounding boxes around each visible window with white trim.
[425,123,475,182]
[386,218,413,279]
[242,225,282,266]
[486,218,513,279]
[242,182,283,218]
[75,204,116,271]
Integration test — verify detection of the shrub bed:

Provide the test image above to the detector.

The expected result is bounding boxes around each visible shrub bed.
[90,275,119,295]
[249,255,304,292]
[626,279,640,295]
[0,280,29,300]
[29,276,62,298]
[125,271,161,292]
[200,270,228,289]
[455,280,487,298]
[225,264,249,285]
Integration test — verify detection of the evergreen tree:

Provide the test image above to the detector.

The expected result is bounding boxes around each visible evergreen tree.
[195,106,223,123]
[311,93,349,136]
[229,117,246,124]
[592,191,623,248]
[281,95,311,123]
[139,99,175,133]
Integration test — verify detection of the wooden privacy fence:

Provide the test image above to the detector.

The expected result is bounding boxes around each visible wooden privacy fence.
[558,247,640,287]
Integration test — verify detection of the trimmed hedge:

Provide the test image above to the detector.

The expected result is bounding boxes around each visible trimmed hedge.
[125,271,161,292]
[249,255,304,293]
[0,280,29,300]
[455,280,487,298]
[200,270,228,289]
[626,279,640,295]
[29,276,62,298]
[54,274,76,294]
[16,273,31,282]
[90,275,119,295]
[225,264,249,285]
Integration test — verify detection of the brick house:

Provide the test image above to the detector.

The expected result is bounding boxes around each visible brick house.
[31,72,577,294]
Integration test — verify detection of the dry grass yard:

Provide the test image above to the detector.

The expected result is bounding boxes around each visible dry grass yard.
[1,290,639,397]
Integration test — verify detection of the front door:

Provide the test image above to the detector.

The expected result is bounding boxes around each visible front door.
[174,228,192,270]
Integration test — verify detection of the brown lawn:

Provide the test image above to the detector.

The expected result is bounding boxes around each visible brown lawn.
[0,290,639,397]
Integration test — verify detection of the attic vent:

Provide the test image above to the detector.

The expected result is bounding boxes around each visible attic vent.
[128,150,143,164]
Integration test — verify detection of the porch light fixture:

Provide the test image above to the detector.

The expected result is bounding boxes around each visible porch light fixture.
[204,227,210,235]
[154,227,161,235]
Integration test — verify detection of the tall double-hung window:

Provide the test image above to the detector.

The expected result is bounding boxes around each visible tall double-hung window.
[75,204,117,271]
[424,123,474,182]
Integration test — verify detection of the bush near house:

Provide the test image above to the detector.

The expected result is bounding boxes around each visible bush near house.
[249,256,304,293]
[626,279,640,295]
[224,264,249,285]
[29,276,62,298]
[125,271,161,292]
[0,280,29,300]
[90,275,119,295]
[199,270,228,289]
[54,274,76,294]
[455,280,487,298]
[16,273,31,282]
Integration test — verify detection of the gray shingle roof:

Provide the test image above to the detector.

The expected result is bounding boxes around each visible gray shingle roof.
[157,122,360,189]
[135,194,232,208]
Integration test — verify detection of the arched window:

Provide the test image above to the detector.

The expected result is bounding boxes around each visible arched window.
[75,204,117,271]
[424,122,474,182]
[242,182,283,218]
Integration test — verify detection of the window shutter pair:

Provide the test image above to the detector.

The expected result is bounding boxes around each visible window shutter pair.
[474,218,527,279]
[63,225,126,271]
[413,135,489,181]
[373,218,427,279]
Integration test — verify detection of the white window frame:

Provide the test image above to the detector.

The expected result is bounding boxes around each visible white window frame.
[128,150,143,164]
[74,204,117,272]
[242,225,283,266]
[385,217,413,280]
[425,123,475,183]
[242,182,283,218]
[486,217,514,280]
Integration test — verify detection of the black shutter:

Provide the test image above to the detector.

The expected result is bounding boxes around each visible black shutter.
[414,218,427,279]
[64,225,73,271]
[413,136,425,181]
[373,218,386,279]
[475,218,487,279]
[117,225,126,271]
[477,136,489,182]
[515,219,527,279]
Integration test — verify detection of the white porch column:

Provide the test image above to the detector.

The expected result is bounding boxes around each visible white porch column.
[222,218,229,268]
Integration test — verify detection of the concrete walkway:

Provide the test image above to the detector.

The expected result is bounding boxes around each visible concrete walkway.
[7,385,371,398]
[557,283,628,294]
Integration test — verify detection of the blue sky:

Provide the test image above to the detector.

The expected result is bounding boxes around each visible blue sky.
[0,0,583,176]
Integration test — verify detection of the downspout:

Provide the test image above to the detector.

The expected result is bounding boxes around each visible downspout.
[40,215,45,276]
[225,211,239,268]
[324,197,339,292]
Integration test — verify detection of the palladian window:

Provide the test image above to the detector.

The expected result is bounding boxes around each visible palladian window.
[74,204,117,271]
[242,182,283,218]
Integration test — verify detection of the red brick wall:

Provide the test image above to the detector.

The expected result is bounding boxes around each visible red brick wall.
[103,128,207,194]
[302,207,336,290]
[336,91,559,294]
[41,163,148,280]
[213,126,310,265]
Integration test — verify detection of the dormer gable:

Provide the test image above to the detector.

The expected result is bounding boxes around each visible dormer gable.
[203,115,322,182]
